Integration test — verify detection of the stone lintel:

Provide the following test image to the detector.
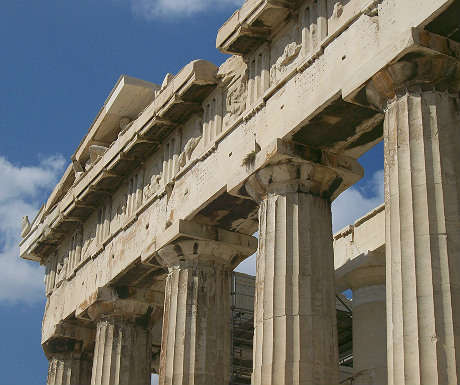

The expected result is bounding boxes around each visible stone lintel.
[228,138,364,201]
[141,219,258,266]
[335,250,386,293]
[344,27,460,108]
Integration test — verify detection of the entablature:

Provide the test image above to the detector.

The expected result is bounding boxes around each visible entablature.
[20,60,219,263]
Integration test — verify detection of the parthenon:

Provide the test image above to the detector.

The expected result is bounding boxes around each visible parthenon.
[19,0,459,384]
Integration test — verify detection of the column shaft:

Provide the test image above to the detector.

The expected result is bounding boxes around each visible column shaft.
[384,89,460,385]
[253,190,339,385]
[159,259,232,385]
[91,317,151,385]
[47,353,92,385]
[352,284,387,385]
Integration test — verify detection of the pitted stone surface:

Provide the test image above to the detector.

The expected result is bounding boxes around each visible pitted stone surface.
[369,57,460,385]
[247,163,340,385]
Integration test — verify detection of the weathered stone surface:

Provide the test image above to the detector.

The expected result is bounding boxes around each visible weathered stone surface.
[46,339,92,385]
[367,57,460,385]
[88,297,158,385]
[244,161,362,385]
[47,352,92,385]
[157,236,256,385]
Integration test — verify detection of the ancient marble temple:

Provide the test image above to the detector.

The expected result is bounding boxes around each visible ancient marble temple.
[19,0,459,384]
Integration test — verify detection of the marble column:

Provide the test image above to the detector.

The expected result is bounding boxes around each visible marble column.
[46,340,92,385]
[367,57,460,385]
[157,240,245,385]
[88,298,154,385]
[245,161,358,385]
[344,258,387,385]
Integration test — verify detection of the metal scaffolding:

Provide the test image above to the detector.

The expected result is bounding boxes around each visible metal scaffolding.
[230,273,354,385]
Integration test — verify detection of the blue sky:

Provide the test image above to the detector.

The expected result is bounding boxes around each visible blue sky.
[0,1,383,384]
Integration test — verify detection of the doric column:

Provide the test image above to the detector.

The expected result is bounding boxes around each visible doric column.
[157,239,253,385]
[367,57,460,385]
[46,339,92,385]
[341,252,387,385]
[87,289,162,385]
[245,160,362,385]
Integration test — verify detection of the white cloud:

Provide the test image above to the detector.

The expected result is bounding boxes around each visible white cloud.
[0,154,66,304]
[235,171,384,277]
[130,0,244,19]
[332,169,384,234]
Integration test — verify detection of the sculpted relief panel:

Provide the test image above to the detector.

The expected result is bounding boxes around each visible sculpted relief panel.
[178,135,202,168]
[82,213,97,261]
[270,39,302,85]
[226,77,247,119]
[144,163,163,199]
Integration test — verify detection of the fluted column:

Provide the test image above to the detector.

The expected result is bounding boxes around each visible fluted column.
[88,296,156,385]
[245,161,362,385]
[343,257,387,385]
[367,57,460,385]
[157,239,251,385]
[46,340,92,385]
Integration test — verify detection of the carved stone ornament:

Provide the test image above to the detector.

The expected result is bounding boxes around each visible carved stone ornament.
[56,254,68,284]
[178,135,202,167]
[71,158,84,180]
[270,42,301,85]
[143,165,162,199]
[89,145,108,165]
[226,77,247,117]
[333,0,344,19]
[81,225,95,259]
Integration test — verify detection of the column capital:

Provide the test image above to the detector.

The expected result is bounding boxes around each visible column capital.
[245,159,361,203]
[42,322,96,360]
[44,337,85,357]
[344,266,385,291]
[157,239,245,269]
[366,56,460,111]
[228,139,363,203]
[87,286,163,326]
[336,250,385,291]
[141,219,257,268]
